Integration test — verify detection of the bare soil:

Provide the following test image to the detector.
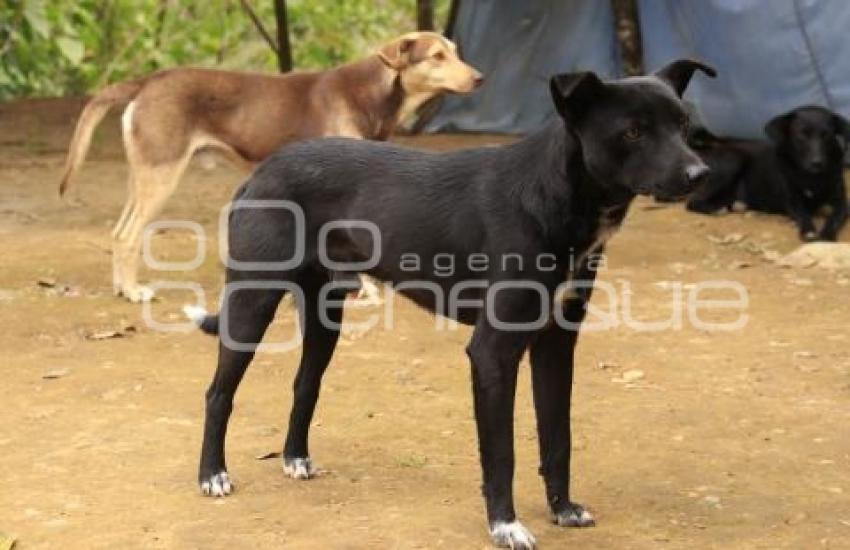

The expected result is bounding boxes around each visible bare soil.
[0,98,848,549]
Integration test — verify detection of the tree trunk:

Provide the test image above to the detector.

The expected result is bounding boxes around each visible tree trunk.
[444,0,460,39]
[417,0,434,31]
[274,0,292,72]
[611,0,643,76]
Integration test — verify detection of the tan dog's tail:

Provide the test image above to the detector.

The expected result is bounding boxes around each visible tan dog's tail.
[59,79,144,196]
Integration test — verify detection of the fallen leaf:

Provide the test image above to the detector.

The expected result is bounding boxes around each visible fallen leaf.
[613,369,645,383]
[0,532,16,550]
[703,495,722,507]
[708,233,745,245]
[621,369,645,382]
[36,277,56,288]
[36,277,80,297]
[42,368,68,380]
[762,249,782,262]
[779,242,850,270]
[85,321,137,341]
[86,330,124,341]
[641,203,671,211]
[255,451,281,460]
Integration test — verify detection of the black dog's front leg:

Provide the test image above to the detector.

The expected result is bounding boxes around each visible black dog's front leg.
[819,194,848,241]
[466,320,535,549]
[529,283,595,528]
[786,194,818,241]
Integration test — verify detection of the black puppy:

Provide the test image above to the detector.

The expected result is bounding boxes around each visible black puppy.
[188,60,714,549]
[687,106,849,241]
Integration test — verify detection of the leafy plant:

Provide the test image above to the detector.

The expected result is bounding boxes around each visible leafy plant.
[0,0,450,100]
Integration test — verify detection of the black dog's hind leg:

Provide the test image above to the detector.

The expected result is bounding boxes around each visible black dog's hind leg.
[530,296,595,528]
[199,284,285,496]
[281,270,344,479]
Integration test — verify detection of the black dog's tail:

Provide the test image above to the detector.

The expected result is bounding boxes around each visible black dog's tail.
[183,305,220,336]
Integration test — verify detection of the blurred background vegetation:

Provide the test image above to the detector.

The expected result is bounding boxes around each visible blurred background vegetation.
[0,0,450,100]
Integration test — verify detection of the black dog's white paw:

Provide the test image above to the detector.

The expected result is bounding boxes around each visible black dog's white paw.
[200,471,233,497]
[551,502,595,527]
[490,520,536,549]
[283,457,316,480]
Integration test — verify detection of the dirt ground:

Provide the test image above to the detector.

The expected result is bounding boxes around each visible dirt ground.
[0,98,848,550]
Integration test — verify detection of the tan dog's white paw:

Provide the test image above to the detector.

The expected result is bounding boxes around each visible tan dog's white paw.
[122,285,155,303]
[355,276,383,305]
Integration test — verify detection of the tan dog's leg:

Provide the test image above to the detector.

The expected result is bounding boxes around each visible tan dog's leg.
[356,275,383,304]
[111,173,136,294]
[113,159,188,302]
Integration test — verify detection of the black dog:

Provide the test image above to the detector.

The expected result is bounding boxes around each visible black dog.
[687,106,849,241]
[188,60,714,549]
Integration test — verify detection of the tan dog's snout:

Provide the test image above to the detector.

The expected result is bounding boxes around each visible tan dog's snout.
[447,62,484,94]
[472,71,485,87]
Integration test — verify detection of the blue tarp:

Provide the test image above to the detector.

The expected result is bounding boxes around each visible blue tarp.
[428,0,850,138]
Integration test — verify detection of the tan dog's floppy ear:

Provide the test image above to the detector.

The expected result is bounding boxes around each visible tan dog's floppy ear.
[654,59,717,97]
[378,38,415,70]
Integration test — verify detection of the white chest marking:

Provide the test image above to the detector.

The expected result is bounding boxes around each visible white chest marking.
[121,101,136,136]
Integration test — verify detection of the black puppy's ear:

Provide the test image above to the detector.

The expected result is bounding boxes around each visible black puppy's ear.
[549,72,604,121]
[832,113,850,148]
[654,59,717,97]
[764,112,794,143]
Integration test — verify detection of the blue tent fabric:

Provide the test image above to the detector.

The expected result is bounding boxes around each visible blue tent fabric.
[428,0,850,138]
[428,0,621,133]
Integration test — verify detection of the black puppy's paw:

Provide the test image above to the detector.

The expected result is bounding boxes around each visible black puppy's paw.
[800,229,819,242]
[199,471,233,497]
[283,456,317,480]
[686,200,728,215]
[551,502,595,528]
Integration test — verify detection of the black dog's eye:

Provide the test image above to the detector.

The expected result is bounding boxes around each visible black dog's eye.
[623,127,642,142]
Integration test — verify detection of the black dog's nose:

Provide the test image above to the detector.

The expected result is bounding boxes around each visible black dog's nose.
[685,164,710,185]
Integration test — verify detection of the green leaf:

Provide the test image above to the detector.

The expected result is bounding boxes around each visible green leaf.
[23,0,50,38]
[56,36,85,64]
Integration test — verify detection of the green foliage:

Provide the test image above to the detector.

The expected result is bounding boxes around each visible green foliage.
[0,0,451,100]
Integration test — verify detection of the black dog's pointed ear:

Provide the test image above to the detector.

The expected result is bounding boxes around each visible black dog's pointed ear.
[764,112,794,143]
[654,59,717,97]
[549,72,604,121]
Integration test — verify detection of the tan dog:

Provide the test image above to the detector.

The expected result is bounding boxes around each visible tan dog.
[60,32,482,302]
